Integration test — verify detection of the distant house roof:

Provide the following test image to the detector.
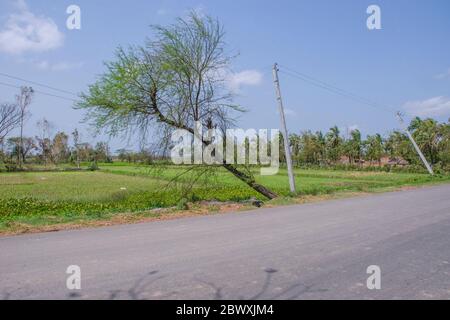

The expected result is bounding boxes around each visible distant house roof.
[388,157,409,166]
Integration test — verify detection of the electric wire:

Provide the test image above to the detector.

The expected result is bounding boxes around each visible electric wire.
[0,81,79,103]
[278,64,397,115]
[0,72,78,97]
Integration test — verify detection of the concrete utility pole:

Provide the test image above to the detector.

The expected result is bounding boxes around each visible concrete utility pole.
[396,112,434,175]
[273,63,296,193]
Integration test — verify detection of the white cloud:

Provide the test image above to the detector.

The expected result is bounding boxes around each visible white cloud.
[35,60,83,71]
[434,68,450,80]
[227,70,263,92]
[0,0,64,55]
[403,96,450,117]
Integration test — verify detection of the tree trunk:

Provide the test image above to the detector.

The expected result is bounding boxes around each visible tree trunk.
[222,163,278,199]
[151,93,278,200]
[19,116,24,169]
[76,147,80,169]
[180,124,279,200]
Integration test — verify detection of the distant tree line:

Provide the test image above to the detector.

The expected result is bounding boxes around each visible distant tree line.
[0,88,168,171]
[1,87,449,173]
[0,87,116,171]
[0,126,114,171]
[286,117,450,173]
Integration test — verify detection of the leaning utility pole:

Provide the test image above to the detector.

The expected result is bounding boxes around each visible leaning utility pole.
[16,87,34,169]
[396,112,434,175]
[273,63,296,193]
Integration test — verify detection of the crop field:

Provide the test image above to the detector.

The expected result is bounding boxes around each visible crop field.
[1,163,449,233]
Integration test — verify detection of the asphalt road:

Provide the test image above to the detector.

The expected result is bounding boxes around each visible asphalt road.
[1,185,450,300]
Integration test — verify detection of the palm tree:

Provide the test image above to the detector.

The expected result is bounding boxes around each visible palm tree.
[325,126,342,164]
[365,134,384,166]
[289,133,301,166]
[344,129,362,165]
[409,117,441,165]
[316,131,326,165]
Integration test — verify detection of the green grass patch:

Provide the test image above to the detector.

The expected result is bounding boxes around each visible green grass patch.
[1,164,449,233]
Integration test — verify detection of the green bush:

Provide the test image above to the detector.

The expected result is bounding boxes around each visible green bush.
[87,162,99,171]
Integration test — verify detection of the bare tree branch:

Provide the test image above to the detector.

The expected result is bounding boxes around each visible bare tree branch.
[0,103,21,143]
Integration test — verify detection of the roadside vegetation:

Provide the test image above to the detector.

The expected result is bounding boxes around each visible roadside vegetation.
[0,12,449,235]
[1,163,449,234]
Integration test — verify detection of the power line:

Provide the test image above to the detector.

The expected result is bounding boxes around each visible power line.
[0,72,78,97]
[281,69,391,113]
[279,68,394,114]
[278,65,396,114]
[0,81,79,103]
[279,65,436,176]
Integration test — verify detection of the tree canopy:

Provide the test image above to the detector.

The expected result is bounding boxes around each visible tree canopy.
[77,12,277,199]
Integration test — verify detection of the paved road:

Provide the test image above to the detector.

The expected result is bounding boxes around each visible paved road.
[1,185,450,300]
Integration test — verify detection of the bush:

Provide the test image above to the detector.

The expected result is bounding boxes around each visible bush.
[177,198,189,210]
[87,162,99,171]
[5,163,21,172]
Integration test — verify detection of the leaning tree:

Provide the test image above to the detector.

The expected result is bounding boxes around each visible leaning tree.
[77,13,277,199]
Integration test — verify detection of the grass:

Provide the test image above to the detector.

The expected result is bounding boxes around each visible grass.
[1,163,449,235]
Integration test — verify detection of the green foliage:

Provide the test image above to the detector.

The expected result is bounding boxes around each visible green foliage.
[0,166,449,233]
[288,118,450,172]
[87,161,99,171]
[177,198,189,210]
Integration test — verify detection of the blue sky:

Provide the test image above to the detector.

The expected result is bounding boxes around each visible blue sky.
[0,0,449,151]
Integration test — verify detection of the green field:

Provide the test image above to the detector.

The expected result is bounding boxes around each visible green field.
[1,163,449,233]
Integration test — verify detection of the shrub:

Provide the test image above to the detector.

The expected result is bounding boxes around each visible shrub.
[87,162,99,171]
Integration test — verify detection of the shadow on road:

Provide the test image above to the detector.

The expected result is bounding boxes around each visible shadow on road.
[107,270,177,300]
[91,268,329,300]
[197,268,328,300]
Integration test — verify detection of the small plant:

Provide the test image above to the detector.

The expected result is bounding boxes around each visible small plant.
[177,198,190,210]
[87,162,99,171]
